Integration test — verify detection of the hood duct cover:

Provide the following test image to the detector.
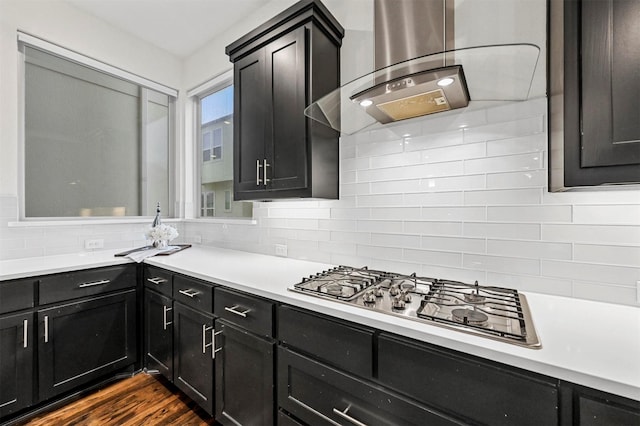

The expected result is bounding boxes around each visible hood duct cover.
[304,0,540,135]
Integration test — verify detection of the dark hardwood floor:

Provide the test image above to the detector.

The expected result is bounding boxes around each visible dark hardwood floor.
[18,373,217,425]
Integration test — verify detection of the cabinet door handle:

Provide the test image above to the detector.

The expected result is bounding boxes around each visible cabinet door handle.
[213,330,223,359]
[44,315,49,343]
[263,159,270,184]
[178,288,200,298]
[147,277,167,285]
[332,405,367,426]
[78,279,110,288]
[256,159,263,185]
[202,324,214,354]
[163,305,173,330]
[224,305,251,318]
[23,319,28,349]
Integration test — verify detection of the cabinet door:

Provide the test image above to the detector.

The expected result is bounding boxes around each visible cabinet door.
[234,47,267,197]
[215,320,274,426]
[144,288,173,381]
[173,302,214,416]
[0,311,33,418]
[265,26,308,193]
[37,290,137,401]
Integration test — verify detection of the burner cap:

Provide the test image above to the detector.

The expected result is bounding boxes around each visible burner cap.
[464,293,486,304]
[452,308,488,326]
[324,283,343,296]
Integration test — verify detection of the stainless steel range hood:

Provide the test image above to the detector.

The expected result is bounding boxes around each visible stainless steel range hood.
[304,0,540,135]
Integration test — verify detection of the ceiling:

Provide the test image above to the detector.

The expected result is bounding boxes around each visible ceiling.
[65,0,271,58]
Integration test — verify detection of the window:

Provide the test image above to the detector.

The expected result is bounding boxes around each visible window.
[201,191,215,217]
[196,80,252,219]
[20,35,175,219]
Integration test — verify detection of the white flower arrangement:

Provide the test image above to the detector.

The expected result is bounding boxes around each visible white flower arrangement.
[146,224,179,243]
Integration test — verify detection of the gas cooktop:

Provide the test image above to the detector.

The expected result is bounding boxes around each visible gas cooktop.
[290,266,541,349]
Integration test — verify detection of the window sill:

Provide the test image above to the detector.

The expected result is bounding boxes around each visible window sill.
[183,218,257,225]
[8,218,182,227]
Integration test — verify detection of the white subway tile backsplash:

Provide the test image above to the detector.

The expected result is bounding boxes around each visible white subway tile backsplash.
[404,221,463,236]
[542,260,640,285]
[486,170,546,189]
[573,205,640,225]
[403,248,462,267]
[463,254,540,275]
[421,235,485,253]
[371,207,421,221]
[487,239,572,260]
[573,244,640,267]
[485,133,547,156]
[4,99,639,306]
[421,206,486,221]
[463,116,544,144]
[572,281,639,305]
[487,205,572,223]
[463,222,541,240]
[464,188,541,205]
[464,153,543,175]
[541,224,640,245]
[487,272,573,297]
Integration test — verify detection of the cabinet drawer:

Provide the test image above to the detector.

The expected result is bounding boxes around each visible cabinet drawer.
[144,266,173,297]
[278,306,373,378]
[215,287,273,338]
[0,278,36,314]
[278,347,461,426]
[39,265,136,305]
[173,275,213,313]
[377,333,559,426]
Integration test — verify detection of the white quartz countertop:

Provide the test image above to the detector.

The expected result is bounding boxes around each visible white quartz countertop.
[1,245,639,402]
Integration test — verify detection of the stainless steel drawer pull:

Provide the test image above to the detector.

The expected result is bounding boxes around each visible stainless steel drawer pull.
[23,319,28,349]
[256,159,263,185]
[44,315,49,343]
[163,305,173,330]
[202,324,214,354]
[147,277,167,285]
[332,405,367,426]
[224,305,251,318]
[78,279,110,288]
[178,288,200,298]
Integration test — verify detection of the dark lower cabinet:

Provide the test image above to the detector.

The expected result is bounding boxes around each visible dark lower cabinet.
[173,302,215,416]
[37,289,137,401]
[573,384,640,426]
[377,333,559,426]
[0,311,33,418]
[144,288,173,380]
[215,320,274,425]
[278,347,462,426]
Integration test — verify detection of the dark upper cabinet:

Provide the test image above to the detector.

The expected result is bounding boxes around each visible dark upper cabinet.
[0,311,34,418]
[549,0,640,189]
[226,0,343,200]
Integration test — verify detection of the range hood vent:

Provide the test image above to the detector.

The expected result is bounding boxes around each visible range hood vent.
[304,0,540,135]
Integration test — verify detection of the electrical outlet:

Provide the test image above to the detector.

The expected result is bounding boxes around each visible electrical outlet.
[275,244,288,257]
[637,281,640,304]
[192,235,202,244]
[84,239,104,250]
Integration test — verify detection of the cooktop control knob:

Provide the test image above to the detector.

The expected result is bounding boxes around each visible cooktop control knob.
[389,283,400,296]
[401,290,412,303]
[363,290,376,304]
[373,286,384,297]
[392,295,406,309]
